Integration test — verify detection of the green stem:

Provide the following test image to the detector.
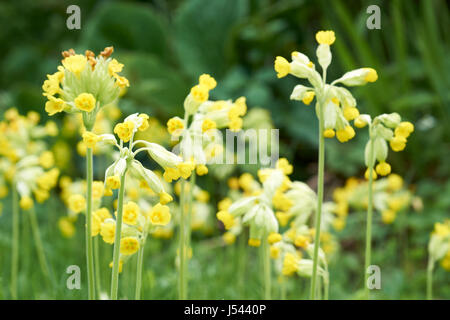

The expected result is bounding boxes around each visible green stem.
[94,236,101,298]
[426,259,433,300]
[110,171,127,300]
[11,184,19,300]
[310,99,325,300]
[364,137,375,300]
[262,236,271,300]
[135,239,146,300]
[85,147,95,300]
[28,206,52,289]
[178,179,187,299]
[281,276,286,300]
[238,232,246,298]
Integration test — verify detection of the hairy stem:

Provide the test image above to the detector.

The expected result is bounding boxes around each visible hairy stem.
[85,147,95,300]
[94,236,101,298]
[28,206,52,289]
[364,137,375,300]
[427,258,433,300]
[11,184,19,300]
[135,239,146,300]
[310,98,325,300]
[178,179,187,299]
[110,171,127,300]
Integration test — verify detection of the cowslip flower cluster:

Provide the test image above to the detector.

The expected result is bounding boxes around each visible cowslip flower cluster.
[0,109,59,209]
[216,158,294,246]
[275,30,378,142]
[166,74,247,178]
[42,47,128,130]
[354,112,414,179]
[428,221,450,271]
[332,174,414,226]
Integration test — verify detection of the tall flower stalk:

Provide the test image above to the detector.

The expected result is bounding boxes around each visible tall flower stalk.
[356,112,413,299]
[274,30,378,299]
[11,184,19,299]
[42,46,129,299]
[426,221,449,300]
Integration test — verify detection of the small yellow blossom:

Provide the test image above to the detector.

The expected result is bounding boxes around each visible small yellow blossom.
[223,232,236,245]
[120,237,140,255]
[315,30,336,45]
[106,175,121,189]
[199,74,217,90]
[82,131,100,149]
[114,121,135,142]
[159,191,173,205]
[375,161,391,176]
[20,196,34,210]
[68,194,86,213]
[100,221,115,244]
[268,232,282,244]
[149,203,171,226]
[216,211,235,230]
[62,54,87,76]
[274,56,291,78]
[74,93,96,112]
[39,151,55,169]
[123,201,140,225]
[196,164,208,176]
[191,84,209,103]
[323,129,335,138]
[248,238,261,247]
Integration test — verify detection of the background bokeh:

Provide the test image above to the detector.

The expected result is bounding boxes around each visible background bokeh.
[0,0,448,299]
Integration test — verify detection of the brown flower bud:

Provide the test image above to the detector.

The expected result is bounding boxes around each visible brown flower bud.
[100,46,114,58]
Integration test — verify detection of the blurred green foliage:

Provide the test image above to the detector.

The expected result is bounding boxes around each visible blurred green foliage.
[0,0,449,299]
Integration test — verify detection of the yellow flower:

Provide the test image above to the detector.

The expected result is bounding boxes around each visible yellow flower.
[190,84,209,103]
[123,201,140,225]
[323,128,335,138]
[45,96,65,116]
[274,56,291,78]
[218,198,232,211]
[92,181,104,199]
[138,114,150,131]
[167,117,185,135]
[332,217,346,231]
[390,135,406,152]
[62,54,87,76]
[115,75,130,88]
[177,161,195,180]
[94,207,111,222]
[381,209,396,224]
[273,191,293,211]
[395,121,414,139]
[364,168,378,180]
[282,252,300,276]
[363,68,378,82]
[227,177,240,190]
[114,121,135,142]
[106,175,121,189]
[195,190,210,203]
[433,222,450,238]
[387,174,403,191]
[440,251,450,271]
[248,238,261,247]
[276,158,293,175]
[108,59,124,76]
[336,125,356,142]
[216,211,235,230]
[223,232,236,245]
[149,203,171,226]
[315,30,336,45]
[91,214,102,236]
[100,221,115,244]
[375,161,391,176]
[120,237,140,255]
[196,164,208,176]
[199,74,217,90]
[302,91,315,105]
[74,93,96,112]
[202,118,217,133]
[68,194,86,213]
[82,131,100,149]
[39,151,54,169]
[59,217,75,238]
[294,235,310,248]
[354,116,368,128]
[228,117,243,132]
[109,260,123,273]
[268,232,282,244]
[270,246,280,259]
[163,167,181,183]
[343,106,360,121]
[159,191,173,205]
[20,196,34,210]
[276,211,291,227]
[34,188,49,203]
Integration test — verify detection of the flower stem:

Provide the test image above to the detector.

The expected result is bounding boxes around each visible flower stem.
[238,232,246,298]
[85,147,96,300]
[178,179,187,299]
[94,236,101,298]
[28,206,52,289]
[310,98,325,300]
[364,137,375,300]
[426,259,433,300]
[135,239,146,300]
[262,236,271,300]
[280,276,286,300]
[11,184,19,300]
[110,171,127,300]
